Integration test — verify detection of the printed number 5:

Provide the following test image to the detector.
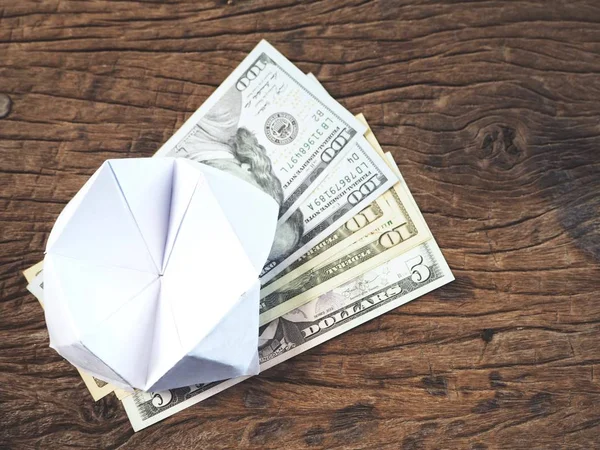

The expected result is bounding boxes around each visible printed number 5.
[152,390,173,408]
[406,255,431,283]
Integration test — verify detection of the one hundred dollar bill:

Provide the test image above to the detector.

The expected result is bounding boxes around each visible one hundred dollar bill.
[152,40,369,282]
[258,135,398,286]
[122,238,454,431]
[24,269,122,402]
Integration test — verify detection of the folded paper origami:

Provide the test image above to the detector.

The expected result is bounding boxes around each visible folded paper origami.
[43,157,279,392]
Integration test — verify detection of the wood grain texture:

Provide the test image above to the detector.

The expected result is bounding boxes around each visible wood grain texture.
[1,0,599,448]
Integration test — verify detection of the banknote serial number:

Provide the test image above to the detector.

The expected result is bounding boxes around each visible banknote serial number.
[280,110,334,174]
[305,154,371,212]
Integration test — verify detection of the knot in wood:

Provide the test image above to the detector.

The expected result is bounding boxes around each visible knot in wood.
[477,124,525,170]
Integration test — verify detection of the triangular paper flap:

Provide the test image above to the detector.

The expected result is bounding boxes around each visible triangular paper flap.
[54,341,128,388]
[186,279,260,370]
[161,159,202,273]
[45,253,158,339]
[160,174,256,351]
[148,355,242,392]
[46,162,157,274]
[145,288,185,389]
[82,278,161,389]
[197,162,279,275]
[43,255,80,348]
[108,158,175,271]
[148,280,261,391]
[46,168,102,252]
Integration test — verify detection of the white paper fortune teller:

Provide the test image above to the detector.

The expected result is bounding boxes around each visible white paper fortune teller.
[43,157,279,392]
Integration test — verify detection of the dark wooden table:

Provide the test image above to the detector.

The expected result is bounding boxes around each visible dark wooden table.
[1,1,599,448]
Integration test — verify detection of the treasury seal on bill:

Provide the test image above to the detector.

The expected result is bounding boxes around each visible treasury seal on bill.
[265,112,298,145]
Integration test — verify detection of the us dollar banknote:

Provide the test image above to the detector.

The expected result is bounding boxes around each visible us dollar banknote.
[24,268,120,402]
[153,40,369,282]
[122,239,454,431]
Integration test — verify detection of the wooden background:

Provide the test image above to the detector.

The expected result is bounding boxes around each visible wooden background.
[1,1,599,448]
